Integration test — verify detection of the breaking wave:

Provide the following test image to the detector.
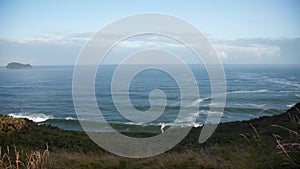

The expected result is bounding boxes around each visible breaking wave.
[8,112,54,122]
[229,89,268,94]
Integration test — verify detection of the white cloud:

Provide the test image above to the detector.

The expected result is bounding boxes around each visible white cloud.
[212,39,289,64]
[4,31,93,45]
[0,32,299,65]
[217,51,228,60]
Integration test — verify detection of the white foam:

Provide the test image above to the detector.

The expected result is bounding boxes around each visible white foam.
[160,123,166,133]
[8,113,54,122]
[286,103,296,108]
[190,96,211,106]
[65,117,76,120]
[191,122,203,128]
[191,89,268,107]
[235,103,265,108]
[124,121,145,126]
[229,89,268,94]
[193,98,205,104]
[199,110,222,115]
[173,112,200,128]
[266,78,300,88]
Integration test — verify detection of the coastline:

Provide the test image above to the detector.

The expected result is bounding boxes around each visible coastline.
[1,102,300,168]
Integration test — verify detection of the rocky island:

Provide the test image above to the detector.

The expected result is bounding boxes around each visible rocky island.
[6,62,32,69]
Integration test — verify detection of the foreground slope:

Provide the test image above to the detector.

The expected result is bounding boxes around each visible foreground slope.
[1,103,299,168]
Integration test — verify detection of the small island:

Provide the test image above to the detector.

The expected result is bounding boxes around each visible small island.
[6,62,32,69]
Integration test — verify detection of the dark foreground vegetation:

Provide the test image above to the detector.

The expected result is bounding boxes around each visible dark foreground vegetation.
[1,103,300,169]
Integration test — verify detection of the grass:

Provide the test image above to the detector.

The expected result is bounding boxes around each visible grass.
[0,145,49,169]
[273,107,300,167]
[0,103,300,168]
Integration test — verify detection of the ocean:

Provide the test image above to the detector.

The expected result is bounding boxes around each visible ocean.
[0,64,299,133]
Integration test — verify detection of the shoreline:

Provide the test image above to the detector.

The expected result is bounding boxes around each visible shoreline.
[1,103,300,168]
[6,107,286,133]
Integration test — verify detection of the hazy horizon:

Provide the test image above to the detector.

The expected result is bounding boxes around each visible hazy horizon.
[1,0,300,65]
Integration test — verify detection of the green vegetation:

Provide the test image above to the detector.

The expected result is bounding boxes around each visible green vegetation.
[1,103,300,169]
[0,114,27,133]
[5,62,32,69]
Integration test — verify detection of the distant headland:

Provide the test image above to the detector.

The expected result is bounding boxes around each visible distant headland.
[6,62,32,69]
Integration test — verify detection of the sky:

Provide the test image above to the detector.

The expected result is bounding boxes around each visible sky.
[0,0,300,65]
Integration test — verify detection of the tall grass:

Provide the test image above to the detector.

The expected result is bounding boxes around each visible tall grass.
[273,105,300,167]
[0,145,49,169]
[240,123,277,168]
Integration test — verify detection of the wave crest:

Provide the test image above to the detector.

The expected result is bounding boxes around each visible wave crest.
[229,89,268,94]
[8,113,54,122]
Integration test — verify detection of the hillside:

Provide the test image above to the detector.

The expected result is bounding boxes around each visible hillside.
[0,103,299,168]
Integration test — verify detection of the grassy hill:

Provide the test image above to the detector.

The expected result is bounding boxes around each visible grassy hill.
[1,103,300,169]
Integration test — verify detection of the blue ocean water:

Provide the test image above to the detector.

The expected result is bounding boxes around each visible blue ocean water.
[0,65,299,132]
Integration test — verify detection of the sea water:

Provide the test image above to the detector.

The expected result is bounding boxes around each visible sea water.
[0,64,299,133]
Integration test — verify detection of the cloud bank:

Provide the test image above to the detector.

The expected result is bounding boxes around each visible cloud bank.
[0,31,299,65]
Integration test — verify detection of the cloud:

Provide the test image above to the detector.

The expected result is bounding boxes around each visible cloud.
[216,50,228,60]
[0,37,82,65]
[5,31,93,45]
[212,37,299,64]
[0,31,299,65]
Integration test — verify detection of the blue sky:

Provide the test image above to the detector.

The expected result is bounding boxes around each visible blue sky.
[0,0,300,65]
